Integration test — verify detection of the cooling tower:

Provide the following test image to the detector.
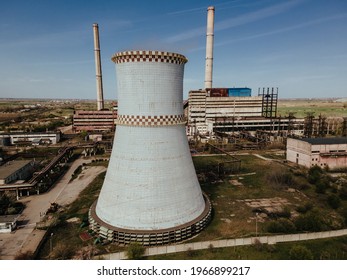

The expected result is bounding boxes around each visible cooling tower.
[89,50,212,245]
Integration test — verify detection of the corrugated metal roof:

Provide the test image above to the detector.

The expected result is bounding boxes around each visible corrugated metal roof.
[301,137,347,145]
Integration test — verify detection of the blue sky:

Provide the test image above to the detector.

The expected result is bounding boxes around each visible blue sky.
[0,0,346,100]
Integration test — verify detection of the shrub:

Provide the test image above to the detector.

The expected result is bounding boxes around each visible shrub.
[308,165,323,184]
[339,208,347,226]
[297,183,310,190]
[315,179,329,194]
[294,209,329,232]
[266,166,295,189]
[185,247,198,258]
[51,243,76,260]
[14,251,34,260]
[289,245,313,260]
[327,194,341,209]
[277,207,291,218]
[126,242,145,260]
[267,218,296,234]
[338,185,347,200]
[296,202,313,214]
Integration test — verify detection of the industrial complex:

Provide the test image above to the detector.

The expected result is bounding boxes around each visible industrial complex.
[0,5,346,260]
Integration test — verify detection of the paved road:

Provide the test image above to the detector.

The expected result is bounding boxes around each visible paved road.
[0,158,106,260]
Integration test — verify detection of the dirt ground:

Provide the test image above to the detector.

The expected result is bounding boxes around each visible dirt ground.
[0,158,106,260]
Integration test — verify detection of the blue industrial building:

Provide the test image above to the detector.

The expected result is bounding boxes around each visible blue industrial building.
[228,87,252,97]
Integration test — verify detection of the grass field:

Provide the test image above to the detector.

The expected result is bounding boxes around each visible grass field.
[148,236,347,260]
[35,151,347,259]
[277,99,347,118]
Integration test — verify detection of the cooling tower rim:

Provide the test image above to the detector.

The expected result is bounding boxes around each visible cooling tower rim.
[90,192,212,234]
[111,50,188,65]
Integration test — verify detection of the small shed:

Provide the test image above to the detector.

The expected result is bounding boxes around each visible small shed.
[0,215,20,233]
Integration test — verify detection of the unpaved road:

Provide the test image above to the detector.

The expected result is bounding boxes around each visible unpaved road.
[0,158,106,260]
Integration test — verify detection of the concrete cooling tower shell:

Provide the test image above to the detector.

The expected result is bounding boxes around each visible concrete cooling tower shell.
[89,50,212,245]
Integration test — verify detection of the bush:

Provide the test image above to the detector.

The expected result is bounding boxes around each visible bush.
[338,185,347,200]
[51,243,76,260]
[266,166,295,189]
[294,209,329,232]
[327,194,341,209]
[14,251,34,260]
[296,202,313,214]
[315,179,329,194]
[297,183,310,190]
[127,242,145,260]
[289,245,313,260]
[308,165,323,184]
[267,218,296,234]
[277,207,291,218]
[339,208,347,226]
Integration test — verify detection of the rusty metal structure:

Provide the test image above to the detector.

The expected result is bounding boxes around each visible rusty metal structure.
[259,87,278,119]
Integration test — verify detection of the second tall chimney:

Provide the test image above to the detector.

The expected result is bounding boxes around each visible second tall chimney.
[93,23,104,111]
[204,6,215,90]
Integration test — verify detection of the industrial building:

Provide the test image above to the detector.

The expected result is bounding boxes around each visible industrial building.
[286,137,347,169]
[0,215,19,233]
[206,87,252,97]
[72,23,117,133]
[0,132,60,146]
[72,110,116,132]
[89,50,211,246]
[187,89,263,135]
[0,160,34,184]
[184,6,307,138]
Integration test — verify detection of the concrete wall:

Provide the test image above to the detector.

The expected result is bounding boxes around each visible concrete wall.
[98,229,347,260]
[286,138,312,167]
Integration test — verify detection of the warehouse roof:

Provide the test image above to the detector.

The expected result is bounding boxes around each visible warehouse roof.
[0,215,20,224]
[0,160,32,180]
[301,137,347,145]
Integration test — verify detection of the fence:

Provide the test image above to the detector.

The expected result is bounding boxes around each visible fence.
[97,229,347,260]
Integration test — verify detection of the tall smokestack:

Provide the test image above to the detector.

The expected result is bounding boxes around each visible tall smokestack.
[93,23,104,111]
[204,6,215,90]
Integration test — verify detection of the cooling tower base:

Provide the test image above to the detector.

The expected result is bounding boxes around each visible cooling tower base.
[88,194,212,246]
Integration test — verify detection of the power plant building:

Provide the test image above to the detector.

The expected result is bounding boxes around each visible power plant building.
[71,23,117,133]
[188,89,264,135]
[287,137,347,169]
[207,87,252,97]
[72,110,116,132]
[89,50,211,245]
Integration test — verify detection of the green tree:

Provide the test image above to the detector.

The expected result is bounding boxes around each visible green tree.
[338,184,347,200]
[308,165,323,184]
[294,209,328,232]
[0,194,11,215]
[289,245,313,260]
[327,194,341,209]
[126,242,145,260]
[267,218,296,234]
